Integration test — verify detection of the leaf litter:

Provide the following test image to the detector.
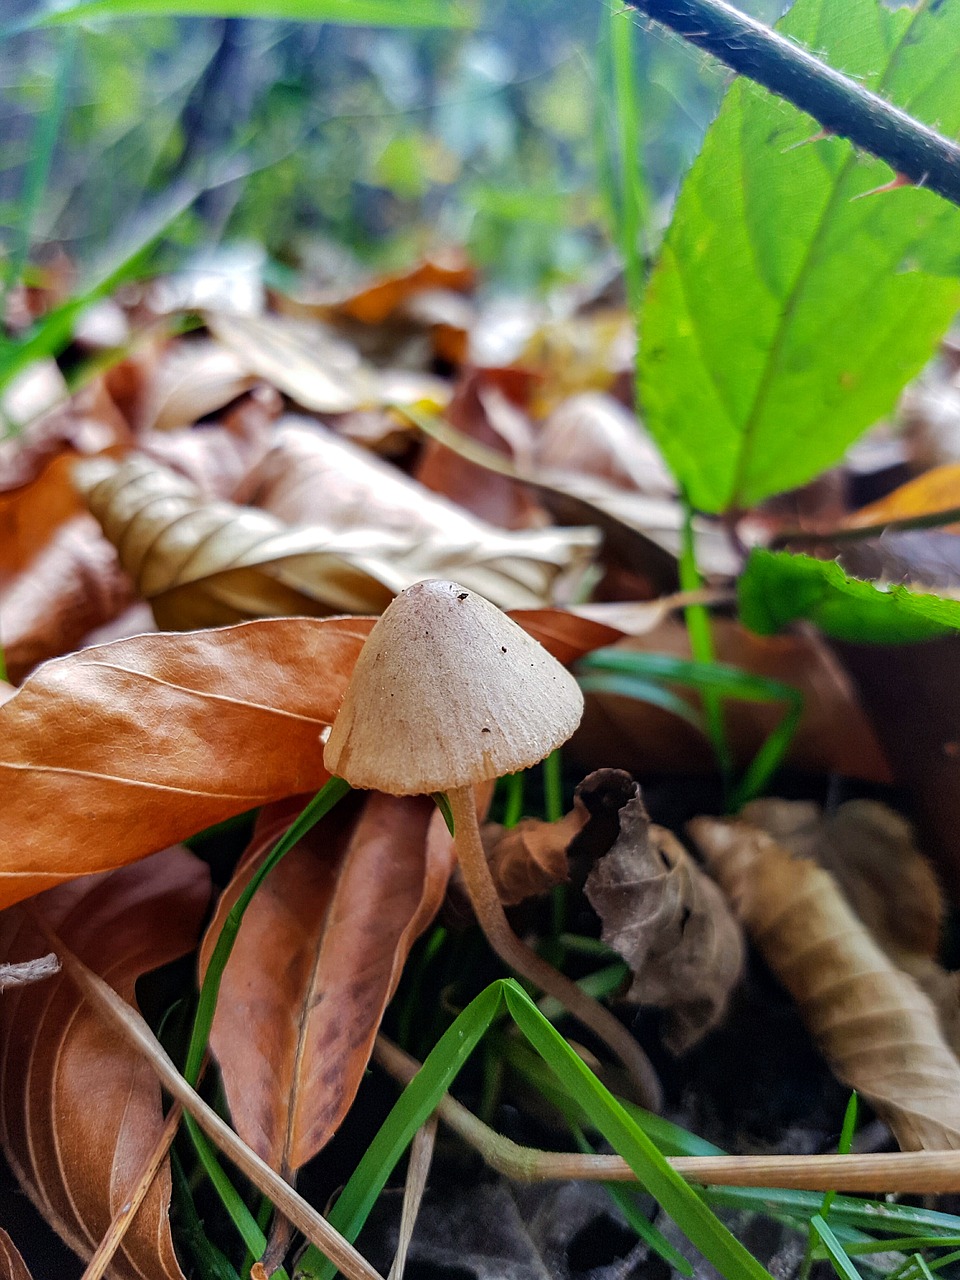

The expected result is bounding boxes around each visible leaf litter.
[5,225,960,1279]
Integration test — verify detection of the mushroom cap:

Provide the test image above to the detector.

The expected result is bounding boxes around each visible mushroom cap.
[324,579,584,795]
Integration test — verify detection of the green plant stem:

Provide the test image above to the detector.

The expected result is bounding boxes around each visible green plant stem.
[679,500,733,793]
[626,0,960,209]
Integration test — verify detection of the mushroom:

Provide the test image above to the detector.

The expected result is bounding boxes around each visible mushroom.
[324,579,661,1108]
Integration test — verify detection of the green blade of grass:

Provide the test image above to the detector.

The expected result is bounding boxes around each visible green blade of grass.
[813,1213,865,1280]
[503,981,773,1280]
[14,0,470,32]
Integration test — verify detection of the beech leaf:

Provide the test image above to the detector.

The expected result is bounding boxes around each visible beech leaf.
[689,816,960,1150]
[0,845,210,1278]
[581,772,745,1053]
[0,616,371,910]
[200,792,454,1174]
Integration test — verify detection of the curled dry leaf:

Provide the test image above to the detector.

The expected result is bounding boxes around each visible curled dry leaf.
[689,816,960,1150]
[579,771,745,1053]
[0,516,134,684]
[0,845,209,1278]
[135,337,257,434]
[78,451,597,625]
[741,798,960,1055]
[0,1230,33,1280]
[483,810,583,908]
[0,452,88,582]
[240,419,597,608]
[200,792,455,1174]
[0,615,372,910]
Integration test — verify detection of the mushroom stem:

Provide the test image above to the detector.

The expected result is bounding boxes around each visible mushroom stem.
[447,785,663,1112]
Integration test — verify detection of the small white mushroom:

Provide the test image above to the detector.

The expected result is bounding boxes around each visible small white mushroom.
[325,579,661,1107]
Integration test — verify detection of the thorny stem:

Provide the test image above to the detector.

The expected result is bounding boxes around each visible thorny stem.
[375,1035,960,1194]
[626,0,960,210]
[447,785,663,1112]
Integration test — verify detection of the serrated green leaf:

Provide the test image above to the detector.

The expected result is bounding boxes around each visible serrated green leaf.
[640,0,960,513]
[738,549,960,643]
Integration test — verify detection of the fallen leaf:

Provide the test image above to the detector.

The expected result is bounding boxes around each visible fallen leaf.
[0,615,371,910]
[330,251,475,327]
[0,452,89,583]
[741,798,960,1056]
[741,799,944,961]
[0,516,134,684]
[78,452,597,625]
[136,337,257,434]
[689,816,960,1150]
[482,810,583,907]
[839,464,960,533]
[0,1231,33,1280]
[536,392,674,497]
[240,419,595,608]
[206,310,448,415]
[0,845,209,1277]
[201,791,455,1173]
[581,772,745,1053]
[416,369,544,529]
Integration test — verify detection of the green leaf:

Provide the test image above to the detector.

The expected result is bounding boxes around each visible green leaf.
[26,0,470,28]
[738,549,960,643]
[639,0,960,513]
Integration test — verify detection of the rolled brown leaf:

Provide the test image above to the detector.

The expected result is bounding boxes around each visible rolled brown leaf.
[690,816,960,1150]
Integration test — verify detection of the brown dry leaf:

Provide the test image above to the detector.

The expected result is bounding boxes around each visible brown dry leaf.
[536,393,674,497]
[416,369,545,530]
[483,810,583,908]
[331,252,475,326]
[0,614,372,910]
[840,464,960,533]
[0,845,209,1277]
[206,310,448,415]
[0,452,89,583]
[580,772,744,1052]
[0,516,134,684]
[136,337,257,433]
[689,815,960,1150]
[741,798,960,1055]
[518,310,636,420]
[741,799,944,960]
[78,452,597,625]
[240,418,596,607]
[571,616,892,784]
[200,791,455,1173]
[0,1230,33,1280]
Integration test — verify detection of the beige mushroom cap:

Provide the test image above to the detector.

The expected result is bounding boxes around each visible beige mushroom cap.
[324,579,584,795]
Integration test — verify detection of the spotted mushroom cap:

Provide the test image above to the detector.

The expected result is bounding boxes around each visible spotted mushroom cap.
[323,579,584,795]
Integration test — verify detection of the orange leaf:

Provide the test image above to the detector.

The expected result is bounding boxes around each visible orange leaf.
[844,463,960,531]
[201,792,454,1173]
[0,617,373,910]
[0,846,209,1277]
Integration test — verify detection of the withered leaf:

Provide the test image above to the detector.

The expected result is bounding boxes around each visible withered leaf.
[690,816,960,1150]
[581,772,745,1053]
[201,792,455,1173]
[0,515,133,684]
[537,392,674,497]
[0,1230,33,1280]
[240,419,597,609]
[0,845,209,1278]
[0,615,371,910]
[483,810,583,908]
[78,452,597,626]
